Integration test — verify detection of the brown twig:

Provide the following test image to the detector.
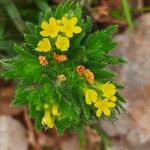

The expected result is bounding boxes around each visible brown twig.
[22,108,40,150]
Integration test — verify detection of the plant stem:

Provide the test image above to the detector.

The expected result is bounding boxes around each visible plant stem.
[132,7,150,13]
[122,0,133,31]
[92,123,112,150]
[79,128,85,150]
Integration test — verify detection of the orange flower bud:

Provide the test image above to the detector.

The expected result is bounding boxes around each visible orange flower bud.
[57,74,67,82]
[38,56,49,66]
[53,53,67,63]
[76,65,86,76]
[83,69,95,84]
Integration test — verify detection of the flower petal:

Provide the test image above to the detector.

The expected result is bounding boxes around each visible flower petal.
[96,109,102,117]
[108,102,116,108]
[85,89,98,105]
[42,110,55,128]
[62,17,68,25]
[41,21,49,29]
[73,26,82,33]
[86,98,92,105]
[110,96,117,102]
[36,38,51,52]
[51,104,59,116]
[40,31,49,37]
[49,17,57,25]
[103,82,116,97]
[103,108,111,116]
[47,116,54,128]
[70,17,78,25]
[49,32,58,38]
[55,35,70,51]
[35,47,42,52]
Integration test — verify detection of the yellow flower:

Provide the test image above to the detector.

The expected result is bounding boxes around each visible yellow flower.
[51,104,60,116]
[42,110,54,128]
[98,82,117,102]
[60,17,82,37]
[85,89,98,105]
[40,17,60,38]
[55,35,70,51]
[94,99,116,117]
[36,38,51,52]
[42,104,60,128]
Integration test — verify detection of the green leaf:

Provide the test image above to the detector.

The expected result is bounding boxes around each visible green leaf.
[0,58,16,70]
[78,91,90,120]
[70,32,85,49]
[73,3,82,20]
[0,40,14,51]
[54,0,74,18]
[116,93,127,103]
[14,44,36,59]
[24,34,39,49]
[56,119,71,135]
[85,56,105,66]
[59,99,80,122]
[54,0,82,20]
[35,112,43,131]
[26,22,35,34]
[28,90,42,118]
[99,55,127,65]
[11,89,29,107]
[90,55,127,66]
[116,102,126,113]
[84,25,118,56]
[2,55,41,81]
[93,69,115,79]
[0,23,4,39]
[84,16,92,34]
[70,17,92,49]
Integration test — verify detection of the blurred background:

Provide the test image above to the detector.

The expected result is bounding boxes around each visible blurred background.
[0,0,150,150]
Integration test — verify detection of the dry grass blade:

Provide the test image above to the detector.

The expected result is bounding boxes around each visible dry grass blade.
[0,0,26,35]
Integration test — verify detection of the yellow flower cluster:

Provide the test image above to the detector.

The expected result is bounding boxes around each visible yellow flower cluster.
[84,82,117,117]
[42,104,60,128]
[36,17,82,52]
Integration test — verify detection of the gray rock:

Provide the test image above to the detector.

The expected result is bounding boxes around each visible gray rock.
[102,13,150,149]
[0,115,28,150]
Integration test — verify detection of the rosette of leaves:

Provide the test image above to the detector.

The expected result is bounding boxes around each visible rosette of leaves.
[0,0,126,134]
